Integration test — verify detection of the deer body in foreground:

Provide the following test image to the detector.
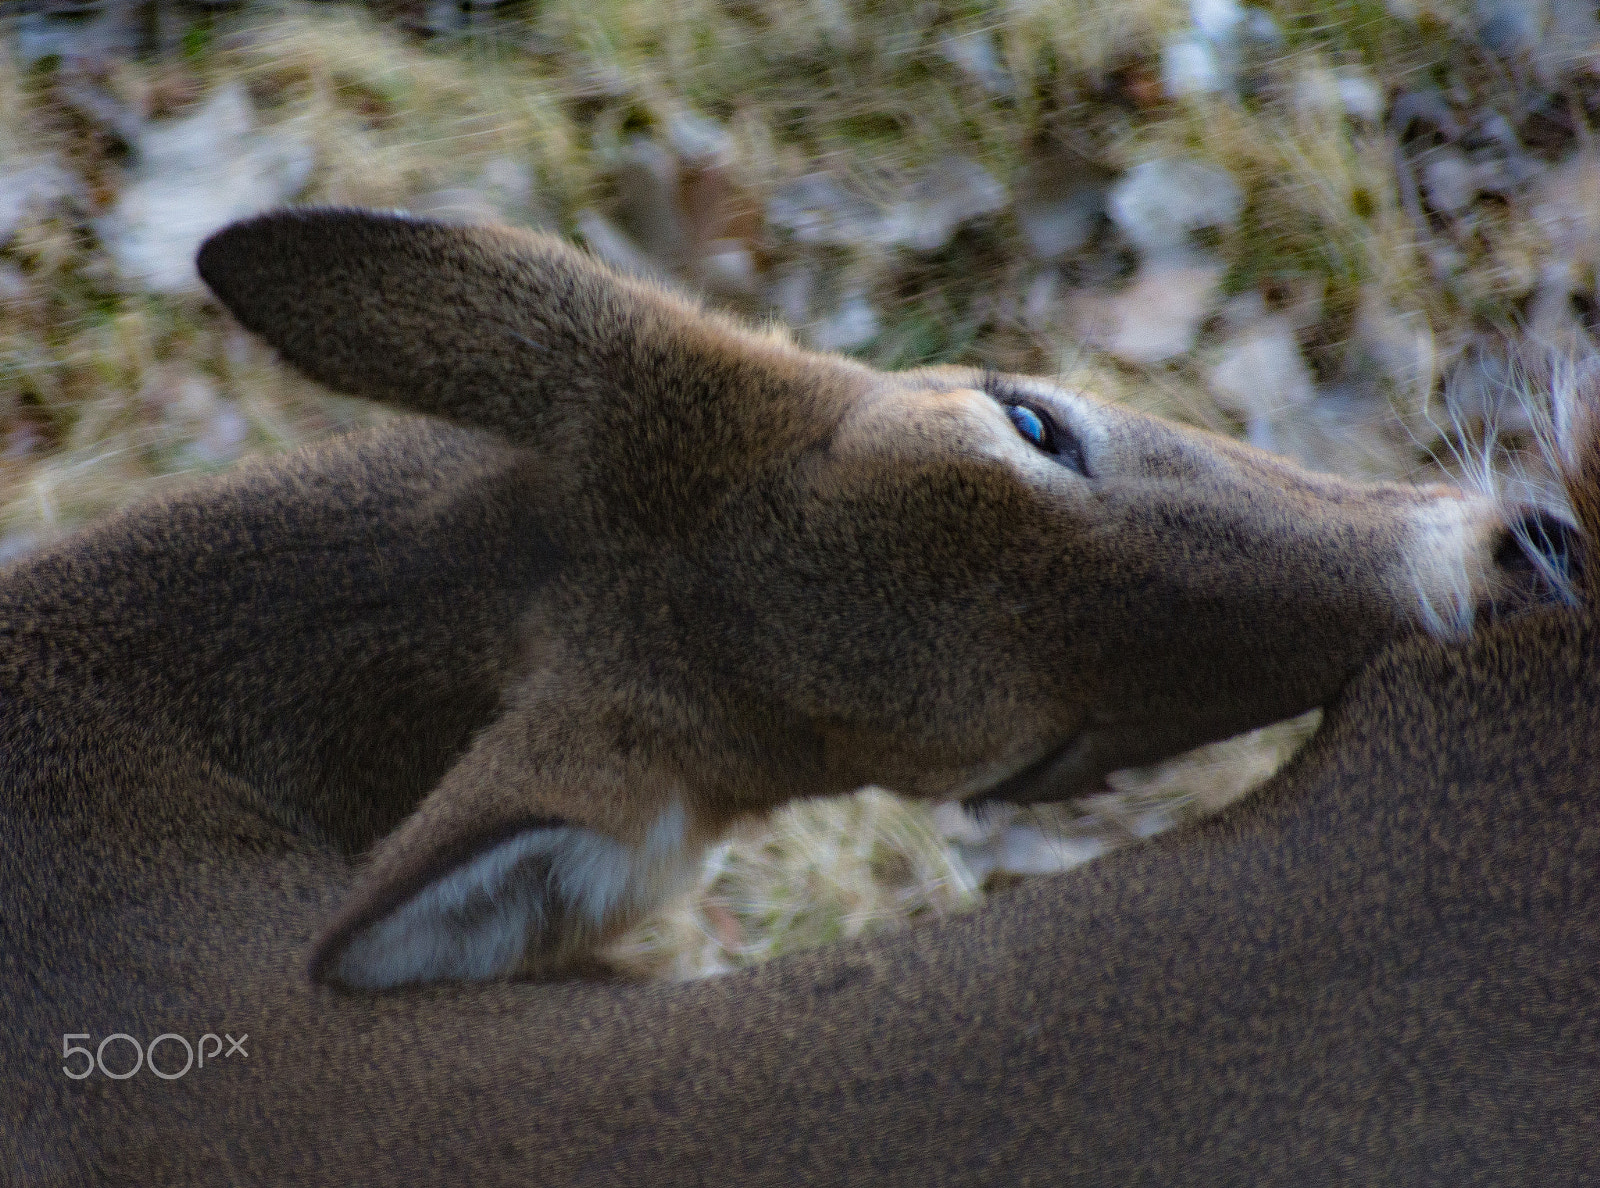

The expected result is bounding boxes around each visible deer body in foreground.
[10,570,1599,1185]
[2,209,1588,1184]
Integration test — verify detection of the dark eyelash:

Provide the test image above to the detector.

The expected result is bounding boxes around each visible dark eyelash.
[979,370,1026,406]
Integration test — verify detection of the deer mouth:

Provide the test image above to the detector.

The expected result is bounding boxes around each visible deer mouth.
[963,507,1590,815]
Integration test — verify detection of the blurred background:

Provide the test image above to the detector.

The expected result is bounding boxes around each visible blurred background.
[2,0,1594,976]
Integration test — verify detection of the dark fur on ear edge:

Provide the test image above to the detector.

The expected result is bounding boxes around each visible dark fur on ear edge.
[196,208,857,450]
[198,208,627,443]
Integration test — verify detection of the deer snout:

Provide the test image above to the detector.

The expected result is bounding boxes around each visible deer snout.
[1485,507,1585,617]
[1403,492,1584,636]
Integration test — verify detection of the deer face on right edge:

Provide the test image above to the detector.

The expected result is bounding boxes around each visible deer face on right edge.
[188,209,1570,990]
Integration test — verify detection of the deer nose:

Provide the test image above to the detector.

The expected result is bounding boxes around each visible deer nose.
[1488,508,1584,615]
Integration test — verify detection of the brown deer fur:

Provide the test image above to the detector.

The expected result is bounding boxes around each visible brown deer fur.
[2,209,1590,1183]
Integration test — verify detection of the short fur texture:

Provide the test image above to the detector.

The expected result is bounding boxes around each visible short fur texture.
[2,209,1589,1183]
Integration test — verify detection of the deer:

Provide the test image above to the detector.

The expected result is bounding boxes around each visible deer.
[0,208,1586,1184]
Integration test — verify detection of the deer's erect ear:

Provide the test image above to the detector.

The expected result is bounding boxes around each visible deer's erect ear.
[308,699,703,990]
[197,207,858,446]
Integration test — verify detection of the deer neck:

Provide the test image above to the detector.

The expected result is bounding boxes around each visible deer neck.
[1,419,557,853]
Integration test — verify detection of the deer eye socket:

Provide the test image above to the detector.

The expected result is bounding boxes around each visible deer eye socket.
[1006,404,1053,451]
[985,373,1092,477]
[1003,402,1090,477]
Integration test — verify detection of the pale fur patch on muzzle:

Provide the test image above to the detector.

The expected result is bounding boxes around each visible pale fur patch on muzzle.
[1404,495,1486,640]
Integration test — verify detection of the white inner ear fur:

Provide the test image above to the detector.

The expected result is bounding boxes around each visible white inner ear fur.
[331,800,695,990]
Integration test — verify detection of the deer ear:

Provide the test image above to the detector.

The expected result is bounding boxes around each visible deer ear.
[196,207,847,446]
[308,700,702,990]
[311,817,573,989]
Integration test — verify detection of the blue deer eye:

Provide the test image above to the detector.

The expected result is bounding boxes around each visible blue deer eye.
[1006,404,1052,451]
